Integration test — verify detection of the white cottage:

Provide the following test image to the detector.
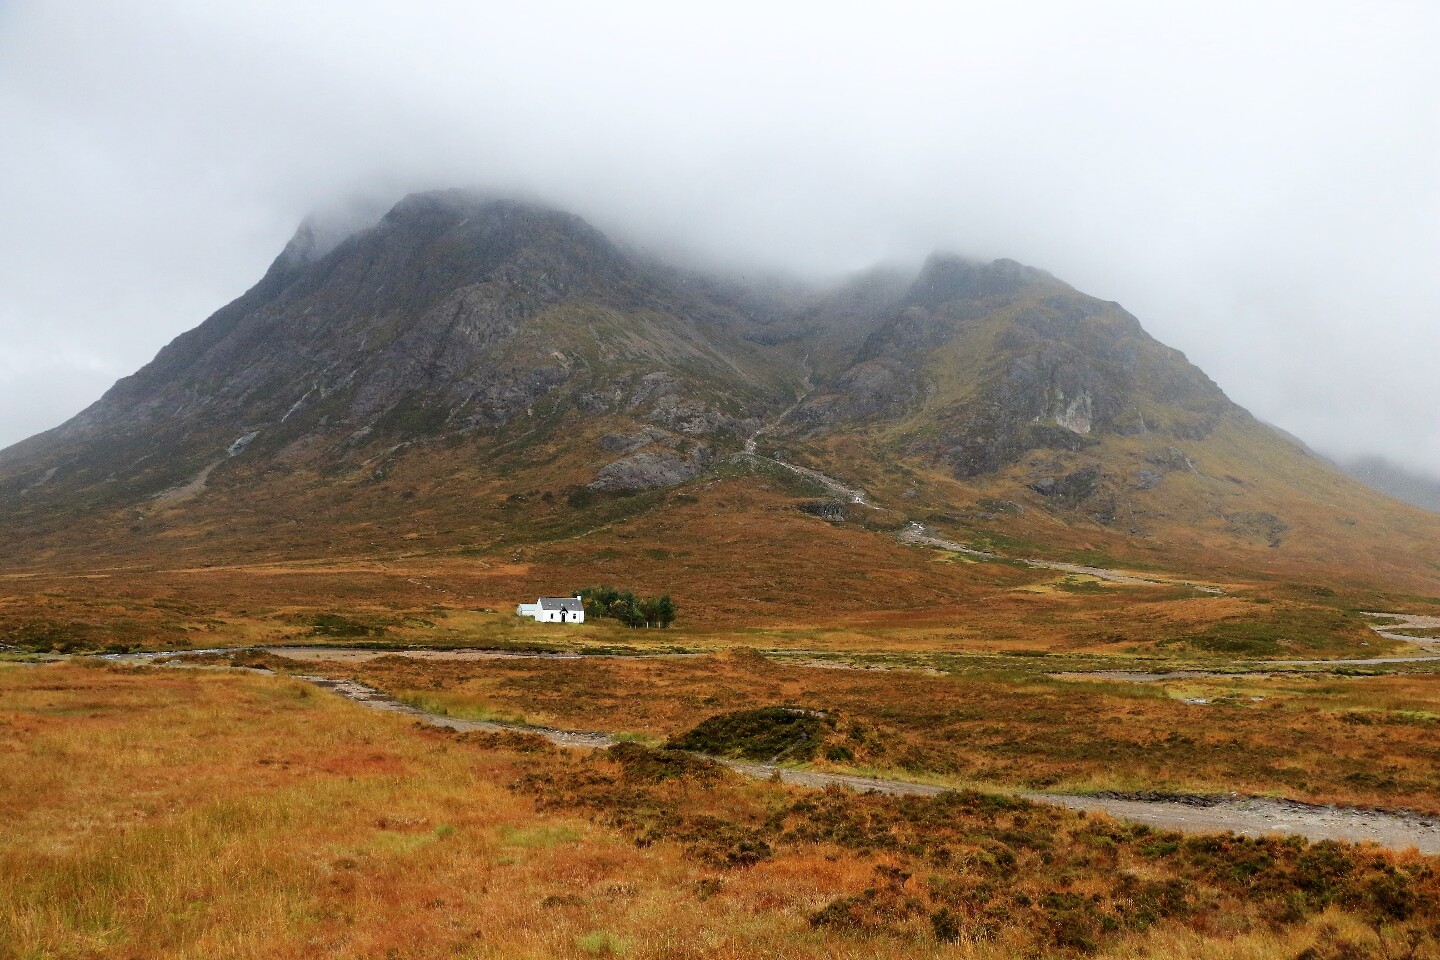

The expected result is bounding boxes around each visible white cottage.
[516,596,586,624]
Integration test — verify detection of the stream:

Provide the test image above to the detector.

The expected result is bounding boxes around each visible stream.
[302,675,1440,854]
[738,373,870,506]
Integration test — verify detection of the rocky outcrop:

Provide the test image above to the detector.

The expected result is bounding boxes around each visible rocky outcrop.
[781,254,1239,484]
[646,396,738,436]
[1133,470,1164,490]
[598,427,677,454]
[1226,511,1289,548]
[1032,466,1102,504]
[796,499,848,522]
[587,446,713,492]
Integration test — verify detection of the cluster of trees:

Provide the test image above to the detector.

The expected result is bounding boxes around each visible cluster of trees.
[577,586,677,628]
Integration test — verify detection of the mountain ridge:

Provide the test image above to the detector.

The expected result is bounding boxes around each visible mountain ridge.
[1334,454,1440,515]
[2,189,1437,599]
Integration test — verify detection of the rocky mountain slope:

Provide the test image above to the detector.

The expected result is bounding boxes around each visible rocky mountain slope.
[2,189,1436,594]
[1,193,805,504]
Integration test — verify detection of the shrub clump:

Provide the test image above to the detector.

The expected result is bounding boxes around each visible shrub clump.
[515,742,770,869]
[304,613,387,638]
[667,707,834,762]
[609,741,728,784]
[576,586,676,628]
[507,738,1440,956]
[666,706,960,775]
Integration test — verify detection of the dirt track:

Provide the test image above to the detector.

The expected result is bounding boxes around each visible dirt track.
[304,675,1440,854]
[264,646,699,663]
[897,523,1225,593]
[301,675,617,748]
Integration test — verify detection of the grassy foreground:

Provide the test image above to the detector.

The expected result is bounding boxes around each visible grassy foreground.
[3,662,1440,959]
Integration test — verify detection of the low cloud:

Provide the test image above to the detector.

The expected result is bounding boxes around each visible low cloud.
[1,0,1437,472]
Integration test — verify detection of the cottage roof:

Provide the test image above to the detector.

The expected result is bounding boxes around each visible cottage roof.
[538,597,582,611]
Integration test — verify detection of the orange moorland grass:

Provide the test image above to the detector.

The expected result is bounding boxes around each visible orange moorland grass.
[0,555,1398,660]
[2,661,1438,960]
[327,651,1440,812]
[0,661,961,960]
[0,471,1424,658]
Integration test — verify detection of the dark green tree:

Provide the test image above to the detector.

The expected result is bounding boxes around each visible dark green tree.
[573,586,677,628]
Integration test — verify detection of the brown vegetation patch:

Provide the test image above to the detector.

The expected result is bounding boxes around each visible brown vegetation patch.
[5,662,1440,959]
[337,653,1440,811]
[514,740,1440,956]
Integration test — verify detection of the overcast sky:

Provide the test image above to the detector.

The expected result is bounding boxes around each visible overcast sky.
[2,1,1437,471]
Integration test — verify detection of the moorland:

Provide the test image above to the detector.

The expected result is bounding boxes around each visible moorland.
[4,192,1440,958]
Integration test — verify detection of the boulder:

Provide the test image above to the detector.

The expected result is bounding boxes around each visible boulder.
[587,446,712,492]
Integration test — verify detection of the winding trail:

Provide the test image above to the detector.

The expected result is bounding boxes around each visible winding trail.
[899,523,1224,593]
[303,675,1440,854]
[303,675,617,748]
[1360,612,1440,656]
[892,530,1440,668]
[260,646,700,664]
[744,455,869,505]
[1045,613,1440,683]
[738,372,870,506]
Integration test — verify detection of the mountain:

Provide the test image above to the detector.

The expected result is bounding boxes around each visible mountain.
[786,254,1235,475]
[1,192,797,499]
[2,189,1438,600]
[1336,455,1440,514]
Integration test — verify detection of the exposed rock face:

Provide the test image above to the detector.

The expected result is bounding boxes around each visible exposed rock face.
[598,428,676,454]
[788,359,919,429]
[1147,446,1197,473]
[1032,466,1102,504]
[1133,470,1164,490]
[646,396,737,436]
[1052,389,1094,435]
[784,256,1238,480]
[588,446,713,492]
[797,499,847,522]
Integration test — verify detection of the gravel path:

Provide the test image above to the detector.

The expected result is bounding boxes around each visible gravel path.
[737,452,869,505]
[1028,793,1440,852]
[736,378,871,506]
[300,676,617,748]
[1048,669,1245,683]
[897,523,1224,593]
[102,647,699,665]
[265,647,698,663]
[1025,613,1440,679]
[1360,612,1440,656]
[306,675,1440,853]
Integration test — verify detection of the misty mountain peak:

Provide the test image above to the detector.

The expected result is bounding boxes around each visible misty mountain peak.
[377,190,611,249]
[265,190,623,299]
[272,196,395,275]
[907,253,1062,309]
